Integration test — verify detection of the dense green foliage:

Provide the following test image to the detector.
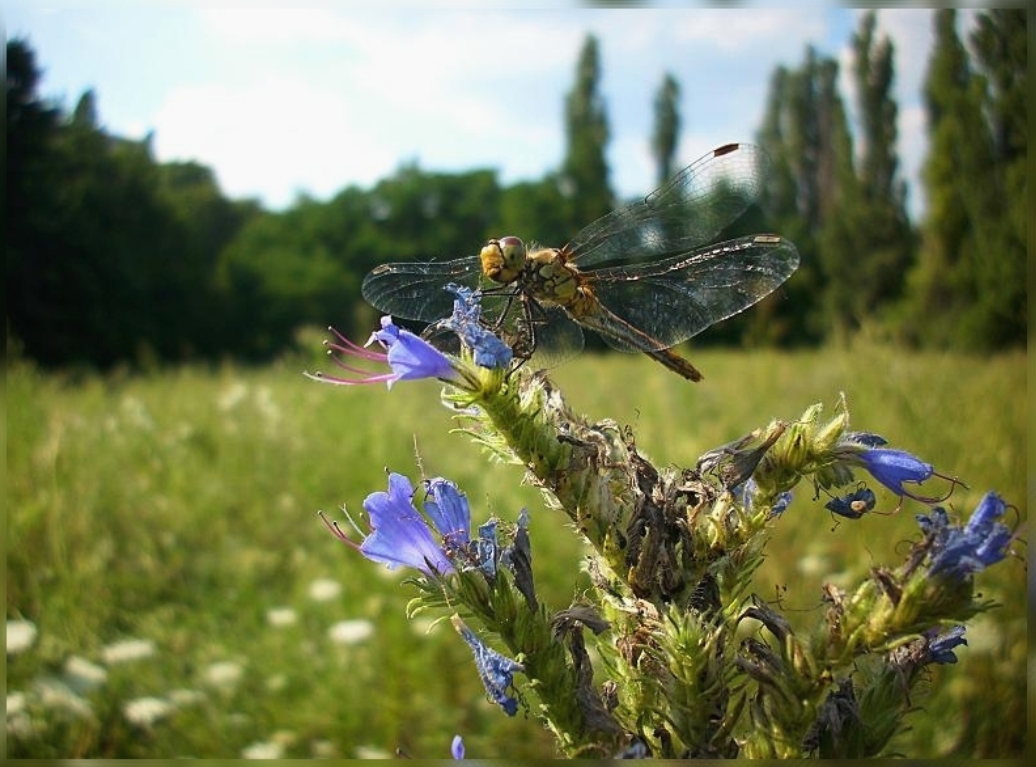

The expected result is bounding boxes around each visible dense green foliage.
[5,10,1026,370]
[901,9,1027,350]
[5,345,1026,758]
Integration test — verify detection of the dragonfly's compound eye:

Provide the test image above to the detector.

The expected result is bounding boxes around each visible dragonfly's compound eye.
[480,236,526,285]
[498,236,526,266]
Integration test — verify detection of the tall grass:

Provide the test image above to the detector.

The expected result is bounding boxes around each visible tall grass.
[5,341,1026,758]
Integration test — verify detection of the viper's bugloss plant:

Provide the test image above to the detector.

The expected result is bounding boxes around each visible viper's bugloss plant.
[310,290,1021,759]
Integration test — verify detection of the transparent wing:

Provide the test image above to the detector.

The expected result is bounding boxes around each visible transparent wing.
[367,260,585,368]
[581,235,799,351]
[564,143,767,268]
[361,256,486,322]
[511,301,585,370]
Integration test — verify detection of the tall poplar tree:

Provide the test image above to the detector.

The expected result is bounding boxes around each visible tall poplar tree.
[755,47,853,344]
[651,72,681,185]
[822,11,914,341]
[560,34,613,230]
[964,8,1027,347]
[905,8,1011,349]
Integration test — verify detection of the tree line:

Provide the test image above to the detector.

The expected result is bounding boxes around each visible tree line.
[5,9,1026,370]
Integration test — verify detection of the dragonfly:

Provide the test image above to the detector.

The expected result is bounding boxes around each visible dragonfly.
[361,142,799,382]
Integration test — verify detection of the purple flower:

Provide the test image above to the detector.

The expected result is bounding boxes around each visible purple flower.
[917,491,1013,579]
[306,317,456,388]
[443,284,513,369]
[321,473,472,576]
[451,615,524,716]
[925,625,967,664]
[451,734,465,759]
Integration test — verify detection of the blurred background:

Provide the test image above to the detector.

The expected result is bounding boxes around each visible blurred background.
[5,3,1027,759]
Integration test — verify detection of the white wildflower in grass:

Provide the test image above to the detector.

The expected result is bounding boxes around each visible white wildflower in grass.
[63,655,108,693]
[6,619,38,655]
[7,691,27,715]
[205,660,244,689]
[123,696,174,727]
[310,739,339,758]
[354,745,394,759]
[307,578,342,602]
[328,619,374,646]
[254,386,281,427]
[6,692,35,739]
[266,607,298,627]
[795,552,830,577]
[119,395,154,430]
[33,677,94,720]
[217,382,249,411]
[242,740,284,759]
[101,638,156,665]
[167,688,205,708]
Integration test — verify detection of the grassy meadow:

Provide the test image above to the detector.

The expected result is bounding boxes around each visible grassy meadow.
[4,339,1027,758]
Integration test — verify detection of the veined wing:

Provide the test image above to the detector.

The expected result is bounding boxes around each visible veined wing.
[579,235,799,352]
[361,256,486,323]
[564,143,767,269]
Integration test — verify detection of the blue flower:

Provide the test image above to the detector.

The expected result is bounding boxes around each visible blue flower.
[321,472,472,576]
[306,317,456,388]
[856,448,934,497]
[917,491,1012,579]
[443,284,513,369]
[841,431,888,448]
[451,734,465,759]
[423,477,473,549]
[824,485,877,519]
[474,519,499,580]
[451,614,524,716]
[736,477,792,518]
[925,625,967,664]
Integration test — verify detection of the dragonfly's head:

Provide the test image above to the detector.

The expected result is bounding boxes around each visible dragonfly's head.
[480,236,526,285]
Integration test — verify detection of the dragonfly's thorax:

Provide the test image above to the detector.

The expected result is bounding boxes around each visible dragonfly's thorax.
[522,247,599,316]
[480,236,526,285]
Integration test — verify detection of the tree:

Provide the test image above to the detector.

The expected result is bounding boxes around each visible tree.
[965,8,1027,348]
[821,11,915,342]
[6,38,63,353]
[6,38,256,367]
[497,174,571,252]
[560,34,613,231]
[754,48,853,345]
[651,72,681,185]
[903,8,1023,350]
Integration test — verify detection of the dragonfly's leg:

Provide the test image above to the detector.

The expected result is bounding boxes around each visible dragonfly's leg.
[479,285,519,333]
[509,293,546,362]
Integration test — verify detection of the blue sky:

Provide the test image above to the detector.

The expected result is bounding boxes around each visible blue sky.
[5,3,955,219]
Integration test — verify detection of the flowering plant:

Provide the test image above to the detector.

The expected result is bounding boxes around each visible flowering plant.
[309,287,1018,759]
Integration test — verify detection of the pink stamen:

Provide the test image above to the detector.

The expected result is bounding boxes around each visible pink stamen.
[318,510,362,551]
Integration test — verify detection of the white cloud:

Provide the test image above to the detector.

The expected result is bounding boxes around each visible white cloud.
[671,7,826,56]
[200,7,357,44]
[159,8,585,204]
[139,6,907,210]
[152,76,396,207]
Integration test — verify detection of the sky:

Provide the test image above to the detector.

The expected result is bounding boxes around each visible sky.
[5,3,967,221]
